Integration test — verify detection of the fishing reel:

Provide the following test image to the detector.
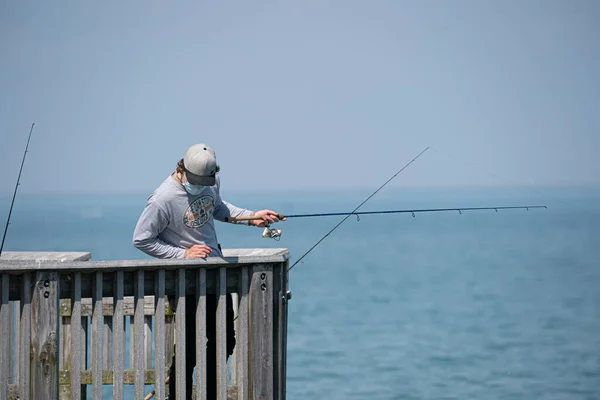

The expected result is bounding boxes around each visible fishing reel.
[262,225,283,240]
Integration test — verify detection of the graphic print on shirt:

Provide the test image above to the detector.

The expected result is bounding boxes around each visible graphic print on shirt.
[183,195,214,229]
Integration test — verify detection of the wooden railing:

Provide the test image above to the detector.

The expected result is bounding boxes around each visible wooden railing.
[0,249,290,400]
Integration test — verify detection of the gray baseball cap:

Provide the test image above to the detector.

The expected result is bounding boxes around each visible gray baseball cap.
[183,144,220,186]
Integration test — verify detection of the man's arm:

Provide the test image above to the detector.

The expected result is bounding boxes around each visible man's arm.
[213,199,255,225]
[211,175,255,225]
[211,176,283,227]
[132,201,186,259]
[214,200,284,227]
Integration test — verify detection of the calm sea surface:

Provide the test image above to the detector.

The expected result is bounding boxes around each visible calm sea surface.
[1,187,599,399]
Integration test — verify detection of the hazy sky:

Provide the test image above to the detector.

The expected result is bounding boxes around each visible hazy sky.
[1,0,599,196]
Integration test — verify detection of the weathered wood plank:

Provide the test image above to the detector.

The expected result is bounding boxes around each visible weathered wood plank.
[31,271,60,400]
[0,248,289,272]
[237,267,249,400]
[19,273,32,400]
[195,268,207,400]
[154,269,166,400]
[281,262,290,400]
[134,270,145,399]
[82,321,89,400]
[91,271,103,399]
[164,313,175,398]
[1,248,287,263]
[59,369,156,385]
[59,311,71,387]
[59,315,70,372]
[14,299,21,384]
[175,268,186,400]
[58,313,70,399]
[129,314,135,372]
[113,270,125,400]
[227,386,239,400]
[217,266,228,400]
[144,316,153,370]
[0,251,91,261]
[11,268,244,301]
[103,316,113,369]
[70,273,82,400]
[7,383,19,399]
[59,295,174,317]
[231,292,238,386]
[249,265,274,400]
[60,369,157,385]
[0,274,10,399]
[59,383,71,400]
[272,265,282,400]
[8,299,15,384]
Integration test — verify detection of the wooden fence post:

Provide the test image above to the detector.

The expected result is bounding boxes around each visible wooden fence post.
[31,271,60,400]
[0,274,10,400]
[249,264,274,400]
[20,273,32,400]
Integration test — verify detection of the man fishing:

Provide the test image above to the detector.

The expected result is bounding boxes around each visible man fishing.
[132,143,284,399]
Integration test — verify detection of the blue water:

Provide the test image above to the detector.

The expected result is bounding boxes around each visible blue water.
[1,187,599,399]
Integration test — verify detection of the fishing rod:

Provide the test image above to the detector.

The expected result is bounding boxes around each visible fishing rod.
[0,123,35,257]
[232,205,548,222]
[229,205,547,242]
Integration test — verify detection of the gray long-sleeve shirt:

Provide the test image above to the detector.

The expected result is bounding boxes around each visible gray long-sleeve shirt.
[132,174,254,259]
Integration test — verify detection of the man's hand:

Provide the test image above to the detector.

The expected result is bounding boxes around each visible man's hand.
[184,244,213,258]
[250,209,286,227]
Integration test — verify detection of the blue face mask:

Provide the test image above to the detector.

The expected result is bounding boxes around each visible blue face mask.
[183,181,204,195]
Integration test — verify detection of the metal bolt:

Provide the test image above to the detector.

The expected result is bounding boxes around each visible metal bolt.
[261,283,267,291]
[286,290,292,300]
[260,273,266,280]
[44,280,49,287]
[44,291,49,298]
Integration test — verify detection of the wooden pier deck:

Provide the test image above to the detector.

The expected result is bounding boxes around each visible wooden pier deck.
[0,248,290,400]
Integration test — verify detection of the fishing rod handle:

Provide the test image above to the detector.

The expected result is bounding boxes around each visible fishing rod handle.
[225,214,286,223]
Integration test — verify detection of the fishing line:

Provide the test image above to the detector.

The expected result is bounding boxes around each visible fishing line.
[0,123,35,257]
[287,146,430,271]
